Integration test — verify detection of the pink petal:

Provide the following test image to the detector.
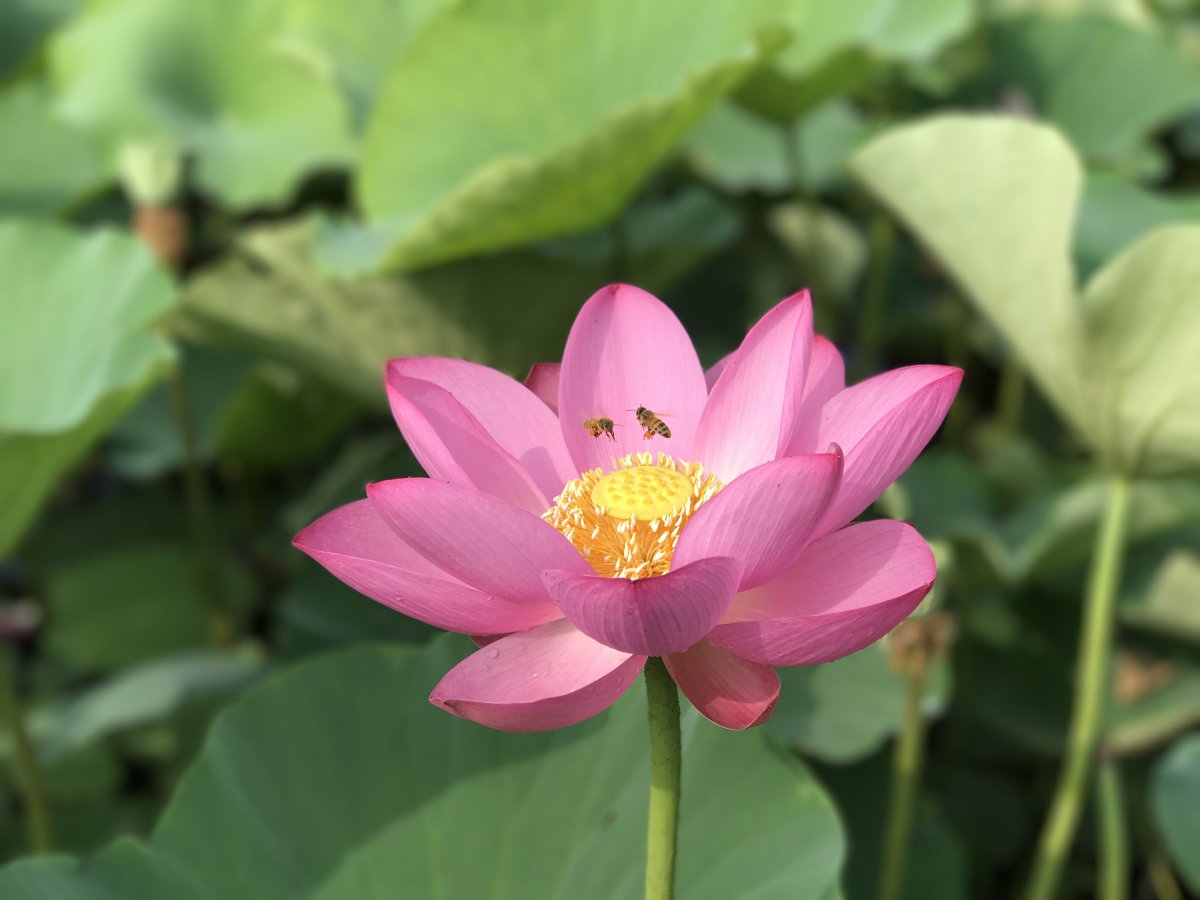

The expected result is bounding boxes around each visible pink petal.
[787,335,846,454]
[367,479,590,606]
[704,353,733,392]
[710,520,935,666]
[805,365,962,535]
[558,284,707,472]
[664,639,780,730]
[293,501,558,634]
[694,292,813,482]
[523,363,560,414]
[387,358,575,501]
[541,557,741,656]
[672,452,843,591]
[430,618,646,731]
[387,376,549,514]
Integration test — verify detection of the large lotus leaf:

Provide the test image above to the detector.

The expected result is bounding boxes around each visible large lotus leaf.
[0,388,140,558]
[24,647,264,765]
[1076,173,1200,278]
[0,639,845,899]
[49,0,351,209]
[0,0,80,77]
[1151,732,1200,892]
[0,81,107,216]
[350,0,781,273]
[278,0,444,133]
[1121,549,1200,642]
[978,474,1200,584]
[986,15,1200,165]
[179,220,606,406]
[767,643,951,764]
[1079,226,1200,476]
[43,541,252,672]
[850,116,1092,446]
[0,220,175,555]
[0,221,173,433]
[737,0,971,120]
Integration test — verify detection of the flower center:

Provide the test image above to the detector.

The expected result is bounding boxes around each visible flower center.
[543,452,723,580]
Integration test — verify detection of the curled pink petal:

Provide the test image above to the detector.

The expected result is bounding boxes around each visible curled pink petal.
[806,365,962,535]
[664,639,779,730]
[430,619,646,731]
[387,376,548,514]
[787,335,846,454]
[367,479,590,605]
[293,501,559,633]
[673,452,843,591]
[542,557,741,656]
[711,520,935,666]
[523,363,560,414]
[387,357,575,500]
[558,284,707,471]
[704,352,733,392]
[694,291,813,482]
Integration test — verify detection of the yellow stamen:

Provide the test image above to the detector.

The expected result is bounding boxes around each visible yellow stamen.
[543,452,723,580]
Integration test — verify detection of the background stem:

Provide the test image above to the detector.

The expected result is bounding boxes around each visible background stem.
[0,671,52,853]
[1025,476,1133,900]
[855,211,895,382]
[878,643,930,900]
[166,364,234,647]
[1096,756,1129,900]
[644,658,681,900]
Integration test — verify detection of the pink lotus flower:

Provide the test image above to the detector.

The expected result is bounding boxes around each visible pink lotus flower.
[294,286,960,732]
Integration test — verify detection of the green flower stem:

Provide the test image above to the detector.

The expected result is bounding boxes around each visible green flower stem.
[0,667,52,853]
[1096,756,1128,900]
[166,364,234,647]
[644,657,681,900]
[878,642,930,900]
[1025,476,1133,900]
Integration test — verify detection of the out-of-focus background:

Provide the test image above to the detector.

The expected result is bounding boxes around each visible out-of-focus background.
[2,0,1200,897]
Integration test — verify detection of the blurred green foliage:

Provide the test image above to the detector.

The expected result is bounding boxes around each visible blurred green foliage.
[1,0,1198,897]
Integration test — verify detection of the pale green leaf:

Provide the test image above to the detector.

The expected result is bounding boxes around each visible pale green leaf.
[49,0,352,209]
[0,81,107,216]
[352,0,780,272]
[849,115,1091,443]
[1080,226,1200,475]
[0,221,174,433]
[0,220,175,555]
[278,0,444,132]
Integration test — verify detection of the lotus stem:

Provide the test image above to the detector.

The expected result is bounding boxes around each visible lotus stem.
[644,657,681,900]
[1096,755,1129,900]
[878,638,930,900]
[1025,476,1133,900]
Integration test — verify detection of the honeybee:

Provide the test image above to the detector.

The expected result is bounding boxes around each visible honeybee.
[582,417,617,441]
[633,406,671,439]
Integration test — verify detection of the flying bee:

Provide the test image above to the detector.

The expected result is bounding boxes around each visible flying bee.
[633,406,671,440]
[582,417,618,441]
